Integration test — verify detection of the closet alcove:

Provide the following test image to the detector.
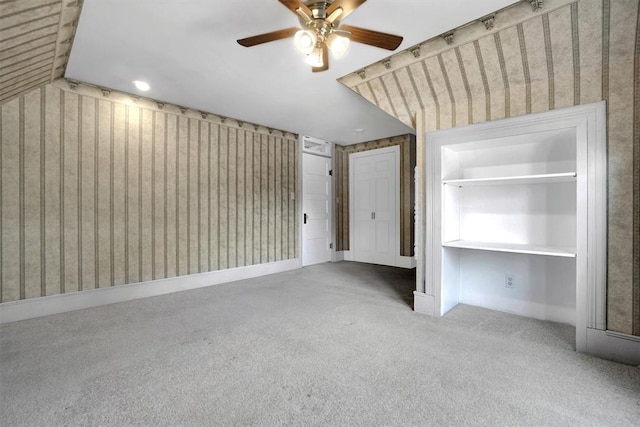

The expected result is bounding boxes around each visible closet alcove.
[416,102,607,353]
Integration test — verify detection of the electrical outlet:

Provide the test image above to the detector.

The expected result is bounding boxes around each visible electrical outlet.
[505,274,514,288]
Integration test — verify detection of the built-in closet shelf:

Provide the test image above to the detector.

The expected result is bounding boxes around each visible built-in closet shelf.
[442,172,577,187]
[442,240,576,258]
[424,101,607,355]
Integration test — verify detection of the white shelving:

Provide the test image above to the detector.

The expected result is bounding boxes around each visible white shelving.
[418,101,608,357]
[436,125,580,326]
[442,172,576,187]
[442,240,576,257]
[441,170,578,258]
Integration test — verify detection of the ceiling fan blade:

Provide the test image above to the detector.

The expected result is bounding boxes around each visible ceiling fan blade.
[237,27,299,47]
[326,0,367,23]
[312,43,329,72]
[339,25,403,50]
[278,0,313,17]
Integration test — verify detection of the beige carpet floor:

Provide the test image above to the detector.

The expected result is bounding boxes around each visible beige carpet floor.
[1,261,639,426]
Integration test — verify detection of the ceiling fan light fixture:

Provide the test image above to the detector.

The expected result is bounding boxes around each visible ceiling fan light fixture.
[237,0,404,72]
[294,29,317,55]
[304,46,324,68]
[327,33,350,59]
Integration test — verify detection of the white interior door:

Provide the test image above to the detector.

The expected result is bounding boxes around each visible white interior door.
[353,157,376,263]
[302,153,332,266]
[350,147,398,266]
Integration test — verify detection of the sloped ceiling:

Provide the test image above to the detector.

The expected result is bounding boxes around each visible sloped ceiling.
[0,0,82,104]
[339,0,640,335]
[61,0,519,144]
[339,0,637,131]
[2,0,525,144]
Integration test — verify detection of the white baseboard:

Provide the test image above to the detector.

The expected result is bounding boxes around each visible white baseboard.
[413,291,435,316]
[586,328,640,366]
[412,293,640,365]
[460,292,575,326]
[0,259,301,325]
[397,256,417,269]
[340,251,415,269]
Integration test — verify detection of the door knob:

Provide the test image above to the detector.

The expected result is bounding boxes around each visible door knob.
[304,213,308,224]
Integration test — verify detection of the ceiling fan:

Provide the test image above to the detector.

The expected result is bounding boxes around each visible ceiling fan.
[237,0,404,72]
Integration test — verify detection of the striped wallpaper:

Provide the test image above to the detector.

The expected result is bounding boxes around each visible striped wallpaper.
[0,0,82,104]
[0,81,298,303]
[335,134,416,257]
[339,0,639,335]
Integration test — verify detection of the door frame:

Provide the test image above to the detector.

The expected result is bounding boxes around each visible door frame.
[299,136,335,266]
[348,145,400,267]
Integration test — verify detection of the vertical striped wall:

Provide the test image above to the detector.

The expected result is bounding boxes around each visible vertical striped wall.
[0,82,298,303]
[339,0,639,335]
[335,134,416,257]
[0,0,82,104]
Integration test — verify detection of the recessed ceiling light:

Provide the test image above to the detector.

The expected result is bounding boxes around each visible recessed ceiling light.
[355,128,365,133]
[133,80,150,91]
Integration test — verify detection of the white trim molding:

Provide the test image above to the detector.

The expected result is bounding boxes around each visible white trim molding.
[397,256,417,269]
[301,135,333,158]
[585,329,640,366]
[413,291,435,315]
[340,251,414,269]
[0,259,301,325]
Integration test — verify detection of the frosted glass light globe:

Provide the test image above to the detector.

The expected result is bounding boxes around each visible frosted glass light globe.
[294,30,316,55]
[304,46,324,67]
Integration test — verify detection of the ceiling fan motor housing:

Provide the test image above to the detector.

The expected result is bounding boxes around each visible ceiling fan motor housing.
[307,1,333,19]
[299,1,336,39]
